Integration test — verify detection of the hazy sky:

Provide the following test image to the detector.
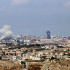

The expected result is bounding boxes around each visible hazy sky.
[0,0,70,36]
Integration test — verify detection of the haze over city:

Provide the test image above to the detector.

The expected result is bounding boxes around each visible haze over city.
[0,0,70,70]
[0,0,70,36]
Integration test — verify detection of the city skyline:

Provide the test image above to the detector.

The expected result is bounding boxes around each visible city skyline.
[0,0,70,36]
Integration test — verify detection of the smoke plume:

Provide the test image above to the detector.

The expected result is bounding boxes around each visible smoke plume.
[0,25,13,40]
